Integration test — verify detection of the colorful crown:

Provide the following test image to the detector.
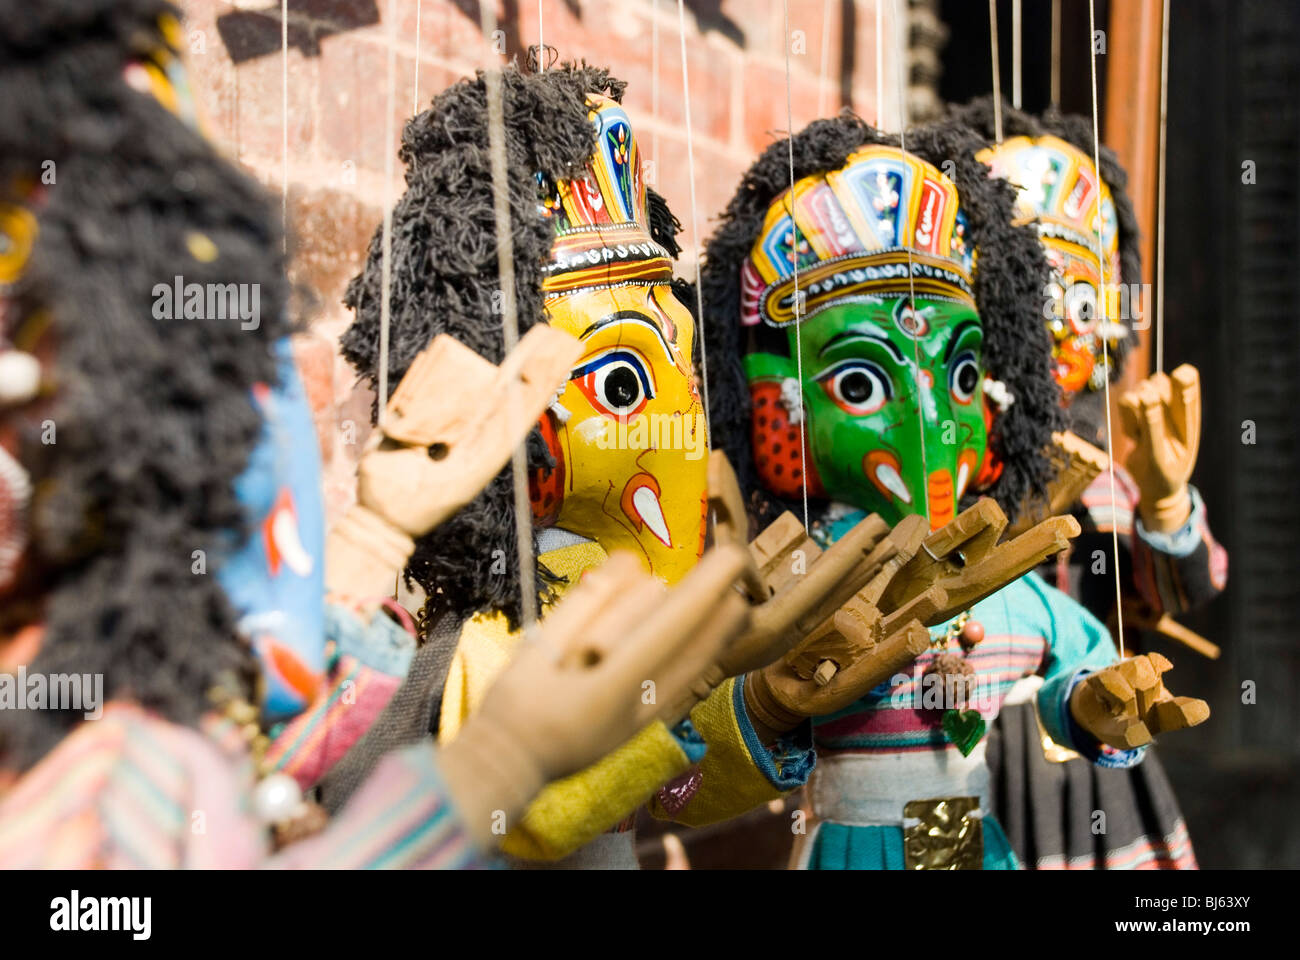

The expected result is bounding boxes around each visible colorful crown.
[741,145,976,328]
[976,135,1120,289]
[978,135,1126,393]
[538,95,673,296]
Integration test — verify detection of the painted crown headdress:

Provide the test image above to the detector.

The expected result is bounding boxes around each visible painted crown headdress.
[740,144,976,329]
[539,94,672,296]
[977,134,1120,292]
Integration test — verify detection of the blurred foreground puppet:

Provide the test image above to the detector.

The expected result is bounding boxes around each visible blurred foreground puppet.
[0,1,753,868]
[693,113,1211,869]
[949,96,1229,869]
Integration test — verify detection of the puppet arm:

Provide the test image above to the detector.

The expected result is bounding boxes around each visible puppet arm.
[1029,572,1207,765]
[648,676,815,827]
[438,548,751,860]
[1118,363,1229,614]
[260,602,418,790]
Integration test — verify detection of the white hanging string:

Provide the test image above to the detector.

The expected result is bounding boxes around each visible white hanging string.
[1012,0,1022,110]
[895,0,928,529]
[413,0,422,115]
[875,0,885,127]
[1087,0,1127,658]
[476,0,538,633]
[1050,0,1061,108]
[781,0,810,532]
[652,0,659,176]
[989,0,1003,143]
[1155,0,1170,374]
[676,0,712,438]
[538,0,545,68]
[377,0,397,420]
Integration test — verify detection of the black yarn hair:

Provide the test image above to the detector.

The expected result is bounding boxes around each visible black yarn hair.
[700,113,1064,530]
[947,95,1141,442]
[1,0,289,768]
[342,60,684,631]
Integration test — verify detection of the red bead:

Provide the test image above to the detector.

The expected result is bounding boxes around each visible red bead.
[960,619,985,649]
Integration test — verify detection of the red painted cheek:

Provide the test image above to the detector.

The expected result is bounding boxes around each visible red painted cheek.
[749,381,825,500]
[528,412,565,526]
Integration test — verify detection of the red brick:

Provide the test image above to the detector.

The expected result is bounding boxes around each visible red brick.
[315,34,421,174]
[740,59,827,155]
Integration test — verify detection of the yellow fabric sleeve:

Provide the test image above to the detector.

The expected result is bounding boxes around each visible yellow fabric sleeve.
[650,677,789,827]
[500,721,689,860]
[436,541,691,861]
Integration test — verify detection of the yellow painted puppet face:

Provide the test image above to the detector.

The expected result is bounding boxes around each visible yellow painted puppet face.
[533,283,708,585]
[526,95,709,585]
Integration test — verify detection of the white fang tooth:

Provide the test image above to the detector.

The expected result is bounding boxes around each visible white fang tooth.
[632,485,672,547]
[875,463,912,504]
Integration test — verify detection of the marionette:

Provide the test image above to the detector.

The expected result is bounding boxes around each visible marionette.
[947,95,1228,869]
[690,112,1211,869]
[0,0,757,868]
[339,58,1069,868]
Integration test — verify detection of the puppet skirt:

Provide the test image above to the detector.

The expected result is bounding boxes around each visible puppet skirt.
[800,817,1020,870]
[986,700,1197,869]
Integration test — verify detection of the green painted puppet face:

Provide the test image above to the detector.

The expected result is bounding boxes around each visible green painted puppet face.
[745,296,988,530]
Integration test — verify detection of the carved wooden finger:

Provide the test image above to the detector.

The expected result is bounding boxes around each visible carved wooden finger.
[1148,696,1210,735]
[706,452,766,601]
[1005,431,1110,539]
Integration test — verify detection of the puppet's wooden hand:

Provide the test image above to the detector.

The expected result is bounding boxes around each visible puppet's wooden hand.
[356,326,579,536]
[438,547,750,849]
[743,498,1080,741]
[1119,364,1201,533]
[1070,652,1210,750]
[326,327,579,597]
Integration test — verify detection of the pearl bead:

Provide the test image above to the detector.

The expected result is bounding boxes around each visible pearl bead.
[253,772,304,824]
[0,351,41,405]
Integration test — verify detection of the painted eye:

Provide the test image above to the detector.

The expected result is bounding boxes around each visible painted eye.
[1063,281,1097,332]
[949,351,980,405]
[818,360,891,416]
[572,349,655,418]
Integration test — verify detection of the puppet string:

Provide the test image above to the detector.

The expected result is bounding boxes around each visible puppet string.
[478,0,539,635]
[677,0,712,440]
[989,0,1003,143]
[413,0,422,114]
[876,0,884,126]
[1051,0,1062,108]
[1012,0,1022,110]
[1087,0,1127,660]
[781,0,810,533]
[377,0,397,422]
[895,0,929,530]
[1155,0,1170,375]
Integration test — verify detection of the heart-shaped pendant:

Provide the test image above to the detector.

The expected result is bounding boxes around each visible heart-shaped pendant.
[942,708,986,757]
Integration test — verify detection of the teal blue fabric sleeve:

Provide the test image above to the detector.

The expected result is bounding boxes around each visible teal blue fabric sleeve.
[669,718,708,764]
[1024,573,1146,769]
[324,602,418,677]
[735,676,816,790]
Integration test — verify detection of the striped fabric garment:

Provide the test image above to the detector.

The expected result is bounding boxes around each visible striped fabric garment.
[0,702,485,869]
[0,605,486,869]
[797,573,1141,870]
[811,574,1123,760]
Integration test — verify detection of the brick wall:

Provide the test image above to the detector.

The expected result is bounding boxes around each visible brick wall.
[177,0,893,521]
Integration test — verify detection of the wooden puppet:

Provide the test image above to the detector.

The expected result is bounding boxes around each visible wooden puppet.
[947,96,1229,869]
[0,1,756,868]
[338,60,1076,867]
[691,113,1210,869]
